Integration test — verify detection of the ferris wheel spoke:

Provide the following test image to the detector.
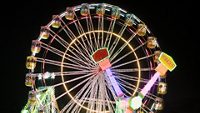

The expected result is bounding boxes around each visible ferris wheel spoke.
[114,73,149,84]
[96,16,104,49]
[85,17,95,53]
[47,34,86,64]
[109,24,127,56]
[104,75,118,100]
[104,19,116,48]
[91,75,100,111]
[111,40,147,65]
[52,72,95,89]
[67,74,95,94]
[73,12,94,55]
[62,62,92,70]
[56,20,93,61]
[48,27,95,67]
[118,81,134,96]
[59,22,93,59]
[112,54,154,69]
[100,16,104,48]
[109,22,146,61]
[54,70,92,76]
[60,99,74,113]
[59,75,95,112]
[119,78,158,100]
[57,17,76,41]
[36,57,89,71]
[55,91,68,102]
[112,67,154,73]
[104,88,115,112]
[68,79,92,113]
[96,74,106,111]
[115,75,137,90]
[59,16,92,56]
[40,42,64,57]
[68,46,95,67]
[88,15,98,51]
[141,106,149,113]
[60,77,93,112]
[117,80,132,96]
[142,100,154,113]
[63,72,95,84]
[113,71,147,82]
[41,43,92,67]
[87,75,99,111]
[73,22,93,55]
[40,40,91,68]
[112,69,154,83]
[110,34,138,62]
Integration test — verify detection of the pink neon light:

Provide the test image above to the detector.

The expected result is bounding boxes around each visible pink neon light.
[106,68,124,97]
[141,72,160,96]
[99,58,111,71]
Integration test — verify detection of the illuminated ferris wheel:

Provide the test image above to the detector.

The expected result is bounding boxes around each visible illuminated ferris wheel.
[22,3,176,113]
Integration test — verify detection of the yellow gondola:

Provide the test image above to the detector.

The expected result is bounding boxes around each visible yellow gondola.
[26,56,37,70]
[52,15,61,28]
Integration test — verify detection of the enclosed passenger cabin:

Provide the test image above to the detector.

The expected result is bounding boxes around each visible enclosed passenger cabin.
[25,73,35,87]
[137,24,147,36]
[28,90,37,104]
[154,50,161,64]
[26,56,37,70]
[157,82,167,95]
[147,36,157,49]
[96,4,105,16]
[65,7,74,20]
[80,4,89,16]
[125,14,134,26]
[31,40,41,53]
[40,27,49,39]
[51,15,61,28]
[111,6,120,19]
[154,97,164,111]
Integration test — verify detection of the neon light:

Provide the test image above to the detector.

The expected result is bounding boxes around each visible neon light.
[92,48,109,63]
[158,52,177,71]
[105,68,124,97]
[141,72,160,96]
[99,58,111,70]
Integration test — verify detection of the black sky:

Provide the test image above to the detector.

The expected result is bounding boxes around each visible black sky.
[1,0,198,113]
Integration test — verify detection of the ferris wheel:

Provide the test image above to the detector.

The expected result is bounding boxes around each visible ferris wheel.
[22,3,176,113]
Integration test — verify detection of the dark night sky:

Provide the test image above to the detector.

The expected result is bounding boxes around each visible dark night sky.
[1,0,198,113]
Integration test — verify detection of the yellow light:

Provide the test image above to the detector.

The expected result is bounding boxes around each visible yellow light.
[159,52,177,71]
